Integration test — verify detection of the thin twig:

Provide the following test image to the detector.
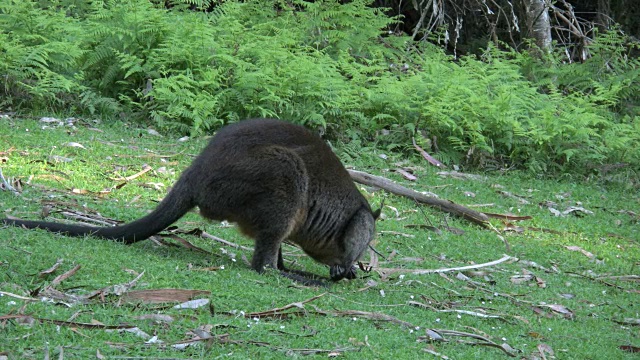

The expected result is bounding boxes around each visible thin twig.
[0,290,38,302]
[109,165,153,182]
[200,231,253,252]
[376,254,514,276]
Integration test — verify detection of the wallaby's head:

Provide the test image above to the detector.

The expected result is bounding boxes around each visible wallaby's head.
[329,206,381,281]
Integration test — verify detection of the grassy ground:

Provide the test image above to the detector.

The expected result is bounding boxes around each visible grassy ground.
[1,116,638,359]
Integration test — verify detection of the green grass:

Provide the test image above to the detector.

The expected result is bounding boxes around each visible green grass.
[1,117,638,359]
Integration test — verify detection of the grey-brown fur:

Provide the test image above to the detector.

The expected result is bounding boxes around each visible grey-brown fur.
[1,119,378,281]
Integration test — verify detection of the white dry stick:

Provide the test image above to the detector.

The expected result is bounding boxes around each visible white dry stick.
[376,254,515,276]
[201,231,254,252]
[0,290,38,302]
[0,168,20,195]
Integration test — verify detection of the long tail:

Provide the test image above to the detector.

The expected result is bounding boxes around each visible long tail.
[2,179,195,244]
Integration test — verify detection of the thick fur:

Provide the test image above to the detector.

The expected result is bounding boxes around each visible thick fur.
[2,119,377,281]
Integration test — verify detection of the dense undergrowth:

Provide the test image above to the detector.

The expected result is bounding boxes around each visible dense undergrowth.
[1,0,639,175]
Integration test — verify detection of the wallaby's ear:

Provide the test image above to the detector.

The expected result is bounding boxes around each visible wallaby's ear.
[372,199,384,220]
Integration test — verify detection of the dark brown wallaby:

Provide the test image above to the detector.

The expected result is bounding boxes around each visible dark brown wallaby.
[2,119,379,282]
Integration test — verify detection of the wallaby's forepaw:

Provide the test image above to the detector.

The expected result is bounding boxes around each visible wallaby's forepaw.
[330,264,357,281]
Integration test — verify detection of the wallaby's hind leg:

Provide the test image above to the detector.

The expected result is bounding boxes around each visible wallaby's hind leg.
[198,145,309,274]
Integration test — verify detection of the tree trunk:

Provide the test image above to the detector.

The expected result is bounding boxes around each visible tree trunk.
[523,0,552,54]
[596,0,612,32]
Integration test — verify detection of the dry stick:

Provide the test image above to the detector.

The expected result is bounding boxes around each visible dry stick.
[596,275,640,282]
[49,265,81,287]
[201,231,254,252]
[347,170,490,227]
[60,211,118,227]
[0,168,20,195]
[376,254,513,276]
[109,165,153,182]
[39,258,64,278]
[0,290,38,302]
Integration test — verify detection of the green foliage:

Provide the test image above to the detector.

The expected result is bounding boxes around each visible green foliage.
[1,0,638,174]
[0,0,86,109]
[515,30,640,170]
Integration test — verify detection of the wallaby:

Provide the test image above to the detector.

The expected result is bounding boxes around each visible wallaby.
[2,119,379,282]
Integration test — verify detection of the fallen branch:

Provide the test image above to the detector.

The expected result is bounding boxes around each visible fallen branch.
[348,170,489,227]
[375,254,514,277]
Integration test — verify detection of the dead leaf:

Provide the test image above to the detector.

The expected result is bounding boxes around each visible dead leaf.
[562,206,594,216]
[527,331,544,339]
[39,259,63,278]
[164,234,212,254]
[123,289,211,304]
[540,304,574,320]
[380,230,415,238]
[394,168,417,181]
[613,318,640,326]
[425,329,445,341]
[565,246,595,259]
[548,207,562,216]
[106,327,152,340]
[134,314,175,323]
[173,298,210,309]
[49,265,81,287]
[49,155,73,163]
[536,343,555,359]
[40,117,62,124]
[619,345,640,353]
[558,293,575,299]
[483,212,533,221]
[510,274,534,284]
[437,171,485,181]
[422,346,449,359]
[413,138,445,167]
[497,190,530,204]
[63,142,86,150]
